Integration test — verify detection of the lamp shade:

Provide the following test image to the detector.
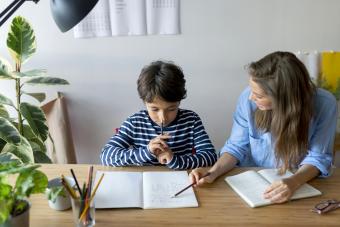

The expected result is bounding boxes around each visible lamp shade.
[50,0,99,32]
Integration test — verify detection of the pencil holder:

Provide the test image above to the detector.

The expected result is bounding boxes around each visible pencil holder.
[71,197,95,227]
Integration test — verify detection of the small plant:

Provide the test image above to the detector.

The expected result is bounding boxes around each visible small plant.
[0,160,48,224]
[46,185,67,203]
[0,16,69,164]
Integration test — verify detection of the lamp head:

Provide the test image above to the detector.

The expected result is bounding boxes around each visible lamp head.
[50,0,99,32]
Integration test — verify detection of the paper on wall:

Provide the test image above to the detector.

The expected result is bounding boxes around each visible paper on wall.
[74,0,180,38]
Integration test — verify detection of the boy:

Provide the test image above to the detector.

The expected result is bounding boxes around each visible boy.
[100,61,217,169]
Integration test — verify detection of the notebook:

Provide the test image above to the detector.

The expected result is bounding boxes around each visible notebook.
[94,171,198,209]
[224,169,322,208]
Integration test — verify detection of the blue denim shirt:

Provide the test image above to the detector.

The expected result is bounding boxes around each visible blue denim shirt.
[221,87,337,177]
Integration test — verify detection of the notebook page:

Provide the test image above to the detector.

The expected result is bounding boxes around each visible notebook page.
[224,170,271,207]
[94,171,143,208]
[258,169,322,200]
[142,171,198,209]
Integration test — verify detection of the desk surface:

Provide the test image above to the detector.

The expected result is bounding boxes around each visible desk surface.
[30,164,340,227]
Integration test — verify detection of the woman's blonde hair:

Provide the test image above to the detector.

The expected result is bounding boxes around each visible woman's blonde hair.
[248,51,316,174]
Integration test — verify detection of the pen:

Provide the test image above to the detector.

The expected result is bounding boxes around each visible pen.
[171,172,211,198]
[161,121,164,135]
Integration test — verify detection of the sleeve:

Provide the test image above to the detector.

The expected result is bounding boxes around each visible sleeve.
[220,89,251,164]
[166,113,218,170]
[300,93,337,177]
[100,118,157,166]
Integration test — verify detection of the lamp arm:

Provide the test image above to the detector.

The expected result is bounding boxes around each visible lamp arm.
[0,0,40,27]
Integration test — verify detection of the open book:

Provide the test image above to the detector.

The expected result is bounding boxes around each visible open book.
[94,171,198,209]
[224,169,322,208]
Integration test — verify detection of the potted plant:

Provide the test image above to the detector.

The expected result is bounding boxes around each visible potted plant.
[0,16,69,164]
[0,159,48,227]
[45,176,75,211]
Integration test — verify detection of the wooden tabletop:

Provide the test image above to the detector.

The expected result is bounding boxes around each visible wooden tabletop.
[29,164,340,227]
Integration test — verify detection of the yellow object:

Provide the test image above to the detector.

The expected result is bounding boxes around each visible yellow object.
[321,52,340,91]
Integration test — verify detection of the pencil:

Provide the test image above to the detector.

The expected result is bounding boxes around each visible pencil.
[79,173,105,221]
[70,169,82,197]
[171,172,211,198]
[61,175,77,199]
[161,121,164,135]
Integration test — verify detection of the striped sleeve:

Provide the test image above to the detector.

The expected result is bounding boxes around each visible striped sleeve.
[100,117,156,166]
[167,113,217,170]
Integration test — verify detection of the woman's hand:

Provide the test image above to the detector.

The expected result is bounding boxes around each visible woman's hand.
[263,177,299,203]
[189,168,216,186]
[147,134,171,156]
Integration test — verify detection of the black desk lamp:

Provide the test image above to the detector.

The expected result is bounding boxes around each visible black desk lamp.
[0,0,99,32]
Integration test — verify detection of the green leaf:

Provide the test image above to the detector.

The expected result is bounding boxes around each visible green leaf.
[19,102,48,141]
[23,92,46,102]
[0,117,21,145]
[0,104,10,119]
[0,138,6,151]
[0,192,13,224]
[16,169,48,198]
[28,137,46,153]
[0,153,22,164]
[0,57,14,79]
[12,69,47,79]
[0,184,12,198]
[0,162,38,175]
[0,93,15,107]
[32,149,51,163]
[24,77,69,85]
[7,16,36,65]
[1,137,34,164]
[46,186,65,203]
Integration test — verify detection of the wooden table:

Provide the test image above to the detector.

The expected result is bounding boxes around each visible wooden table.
[29,164,340,227]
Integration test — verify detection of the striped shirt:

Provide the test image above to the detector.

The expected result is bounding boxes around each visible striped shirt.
[100,109,217,169]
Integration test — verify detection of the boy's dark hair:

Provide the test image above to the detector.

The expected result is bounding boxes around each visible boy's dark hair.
[137,61,187,102]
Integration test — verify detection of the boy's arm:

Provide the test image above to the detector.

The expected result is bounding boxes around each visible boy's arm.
[100,120,158,166]
[166,115,217,170]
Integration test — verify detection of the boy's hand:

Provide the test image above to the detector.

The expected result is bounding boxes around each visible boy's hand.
[148,134,171,156]
[157,148,173,164]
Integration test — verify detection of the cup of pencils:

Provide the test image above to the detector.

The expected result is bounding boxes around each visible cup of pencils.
[70,196,95,227]
[61,166,105,227]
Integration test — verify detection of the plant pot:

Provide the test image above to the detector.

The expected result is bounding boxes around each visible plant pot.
[2,200,30,227]
[46,177,75,211]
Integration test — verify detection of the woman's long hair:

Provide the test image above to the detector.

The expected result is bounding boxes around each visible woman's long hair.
[248,51,316,173]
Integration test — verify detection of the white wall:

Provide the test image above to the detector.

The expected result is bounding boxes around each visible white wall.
[1,0,340,164]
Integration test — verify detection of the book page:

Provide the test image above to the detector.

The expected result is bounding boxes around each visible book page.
[142,171,198,209]
[258,169,322,200]
[224,170,271,208]
[94,171,143,208]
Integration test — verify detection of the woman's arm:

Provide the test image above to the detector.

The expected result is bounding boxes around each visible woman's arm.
[263,164,320,203]
[189,153,238,186]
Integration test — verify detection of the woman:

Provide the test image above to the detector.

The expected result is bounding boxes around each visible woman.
[190,51,337,203]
